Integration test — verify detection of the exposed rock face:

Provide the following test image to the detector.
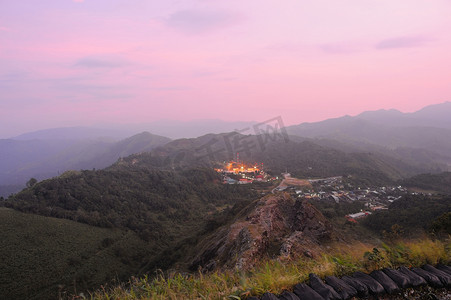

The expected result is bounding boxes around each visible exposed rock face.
[190,193,336,271]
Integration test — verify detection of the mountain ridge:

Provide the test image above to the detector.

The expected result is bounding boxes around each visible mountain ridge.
[2,128,450,299]
[189,193,336,272]
[0,131,171,197]
[286,102,451,170]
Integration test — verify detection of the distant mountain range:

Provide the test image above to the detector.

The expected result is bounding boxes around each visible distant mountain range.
[10,119,257,140]
[3,104,451,299]
[2,102,451,196]
[115,131,435,188]
[12,127,135,141]
[0,119,255,196]
[0,132,171,196]
[286,101,451,169]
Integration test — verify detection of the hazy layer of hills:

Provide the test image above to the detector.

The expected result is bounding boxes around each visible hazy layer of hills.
[2,133,450,298]
[0,132,171,197]
[1,102,451,299]
[286,102,451,169]
[0,119,255,197]
[127,131,438,186]
[2,101,450,207]
[10,120,257,141]
[3,102,451,197]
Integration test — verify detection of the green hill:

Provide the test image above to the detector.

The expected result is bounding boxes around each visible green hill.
[0,208,151,300]
[400,172,451,194]
[1,166,259,299]
[2,133,446,298]
[5,167,257,240]
[124,133,427,186]
[362,194,451,236]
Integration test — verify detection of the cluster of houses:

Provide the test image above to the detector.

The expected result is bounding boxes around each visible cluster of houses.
[216,163,412,223]
[284,176,408,222]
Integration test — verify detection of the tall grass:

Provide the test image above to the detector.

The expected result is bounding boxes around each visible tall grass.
[88,237,450,300]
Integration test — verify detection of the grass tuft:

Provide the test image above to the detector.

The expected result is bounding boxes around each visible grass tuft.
[88,238,450,300]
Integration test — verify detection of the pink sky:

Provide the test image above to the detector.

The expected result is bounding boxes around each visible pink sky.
[1,0,451,137]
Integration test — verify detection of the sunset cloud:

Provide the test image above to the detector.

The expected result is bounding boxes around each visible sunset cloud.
[1,0,451,137]
[375,36,433,49]
[165,10,244,34]
[74,56,129,69]
[320,42,363,55]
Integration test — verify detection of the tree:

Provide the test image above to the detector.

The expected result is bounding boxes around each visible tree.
[430,212,451,235]
[26,178,38,188]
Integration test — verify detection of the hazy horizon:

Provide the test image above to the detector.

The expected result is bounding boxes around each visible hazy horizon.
[2,101,450,140]
[1,1,451,138]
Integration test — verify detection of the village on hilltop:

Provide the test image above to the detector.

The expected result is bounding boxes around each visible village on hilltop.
[215,159,410,224]
[215,158,275,184]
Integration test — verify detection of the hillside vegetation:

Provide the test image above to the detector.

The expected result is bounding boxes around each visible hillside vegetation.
[88,193,451,299]
[0,208,150,300]
[2,133,450,299]
[2,166,259,299]
[400,172,451,194]
[90,238,450,299]
[122,134,427,186]
[362,194,451,236]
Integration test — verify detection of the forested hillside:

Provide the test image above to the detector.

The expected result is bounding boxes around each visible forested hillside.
[123,133,430,186]
[2,133,449,299]
[400,172,451,194]
[362,194,451,236]
[1,165,259,299]
[0,208,151,300]
[4,167,257,240]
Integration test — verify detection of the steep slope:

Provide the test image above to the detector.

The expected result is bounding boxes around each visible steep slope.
[189,193,336,271]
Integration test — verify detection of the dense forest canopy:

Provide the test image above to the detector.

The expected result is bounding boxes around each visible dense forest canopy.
[362,194,451,236]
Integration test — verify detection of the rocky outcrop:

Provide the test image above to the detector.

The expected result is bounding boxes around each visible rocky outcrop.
[190,193,336,271]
